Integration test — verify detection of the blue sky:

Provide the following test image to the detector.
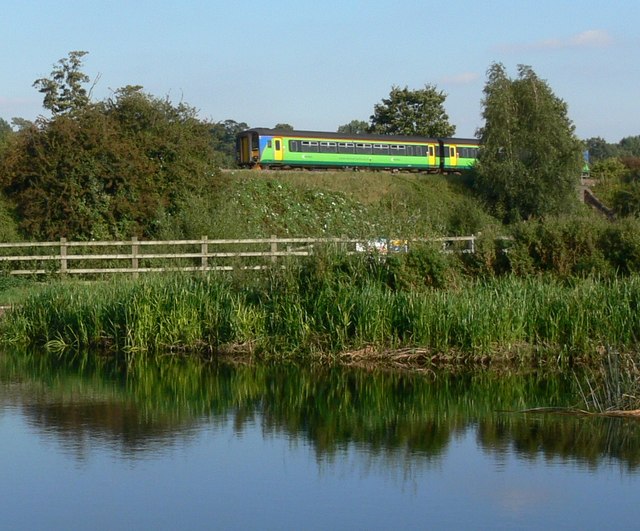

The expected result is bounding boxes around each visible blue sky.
[2,0,638,142]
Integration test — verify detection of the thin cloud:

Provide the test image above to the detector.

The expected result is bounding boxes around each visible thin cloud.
[496,29,613,53]
[440,72,480,85]
[570,29,613,47]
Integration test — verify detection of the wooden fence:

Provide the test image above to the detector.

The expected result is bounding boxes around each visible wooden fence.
[0,235,479,276]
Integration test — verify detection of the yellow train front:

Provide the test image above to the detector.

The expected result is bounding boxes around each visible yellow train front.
[236,128,478,172]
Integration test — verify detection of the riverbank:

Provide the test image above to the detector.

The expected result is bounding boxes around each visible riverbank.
[2,252,640,367]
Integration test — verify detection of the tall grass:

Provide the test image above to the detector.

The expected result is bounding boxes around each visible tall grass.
[3,252,640,365]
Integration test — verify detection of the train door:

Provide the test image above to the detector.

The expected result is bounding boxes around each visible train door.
[240,135,250,164]
[448,145,458,168]
[274,137,284,161]
[428,144,436,168]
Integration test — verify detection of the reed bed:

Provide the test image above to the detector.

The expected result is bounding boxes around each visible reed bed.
[2,255,640,365]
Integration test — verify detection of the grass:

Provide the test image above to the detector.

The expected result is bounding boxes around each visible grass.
[158,170,499,241]
[3,252,640,367]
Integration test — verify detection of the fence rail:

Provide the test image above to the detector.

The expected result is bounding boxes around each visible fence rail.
[0,235,479,276]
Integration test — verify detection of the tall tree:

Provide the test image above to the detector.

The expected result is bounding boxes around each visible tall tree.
[474,63,582,221]
[369,85,455,137]
[33,50,92,115]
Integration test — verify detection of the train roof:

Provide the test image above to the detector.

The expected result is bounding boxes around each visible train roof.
[241,128,479,145]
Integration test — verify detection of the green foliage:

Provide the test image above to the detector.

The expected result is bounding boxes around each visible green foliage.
[0,118,12,156]
[590,157,627,181]
[6,267,640,364]
[592,157,640,217]
[158,170,498,241]
[33,51,91,115]
[585,137,619,161]
[620,157,640,182]
[612,182,640,217]
[337,120,369,135]
[0,195,20,242]
[619,136,640,157]
[209,119,248,167]
[599,217,640,275]
[385,243,458,290]
[584,136,640,162]
[0,84,220,240]
[474,64,583,221]
[505,217,613,278]
[369,85,455,137]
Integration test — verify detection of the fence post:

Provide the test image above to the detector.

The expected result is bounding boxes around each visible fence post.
[60,237,67,274]
[131,236,139,278]
[271,235,278,264]
[470,235,475,254]
[201,236,208,271]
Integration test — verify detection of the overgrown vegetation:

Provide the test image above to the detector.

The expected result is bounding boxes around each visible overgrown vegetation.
[3,249,640,367]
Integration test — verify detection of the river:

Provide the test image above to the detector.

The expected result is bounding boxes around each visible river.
[1,350,639,530]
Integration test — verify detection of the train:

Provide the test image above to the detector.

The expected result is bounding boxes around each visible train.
[236,128,480,172]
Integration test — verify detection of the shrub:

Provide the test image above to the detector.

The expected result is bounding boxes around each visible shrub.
[600,217,640,275]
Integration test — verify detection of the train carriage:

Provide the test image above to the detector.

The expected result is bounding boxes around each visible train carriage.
[236,128,479,172]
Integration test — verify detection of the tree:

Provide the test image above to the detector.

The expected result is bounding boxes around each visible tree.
[273,123,294,131]
[369,85,455,137]
[1,74,220,240]
[0,118,12,154]
[33,50,92,115]
[474,63,583,221]
[619,136,640,157]
[337,120,369,135]
[585,137,618,161]
[210,119,248,166]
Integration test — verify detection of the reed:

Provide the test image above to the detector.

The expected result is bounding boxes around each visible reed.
[3,255,640,366]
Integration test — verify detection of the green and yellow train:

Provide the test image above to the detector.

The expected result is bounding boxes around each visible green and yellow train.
[236,128,479,172]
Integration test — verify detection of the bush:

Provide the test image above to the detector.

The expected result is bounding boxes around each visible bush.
[600,217,640,275]
[504,217,614,278]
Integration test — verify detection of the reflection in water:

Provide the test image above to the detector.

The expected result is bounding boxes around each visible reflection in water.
[1,348,640,469]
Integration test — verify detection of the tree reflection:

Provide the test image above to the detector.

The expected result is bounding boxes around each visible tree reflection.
[1,348,639,469]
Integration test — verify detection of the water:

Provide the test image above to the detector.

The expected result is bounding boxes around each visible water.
[1,351,639,530]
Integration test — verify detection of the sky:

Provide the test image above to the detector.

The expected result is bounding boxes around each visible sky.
[1,0,639,142]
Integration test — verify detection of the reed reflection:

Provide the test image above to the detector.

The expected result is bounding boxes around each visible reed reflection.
[1,348,639,469]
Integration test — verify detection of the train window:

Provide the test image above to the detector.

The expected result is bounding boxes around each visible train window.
[411,146,426,157]
[428,146,434,157]
[338,142,354,154]
[355,143,372,154]
[301,141,319,153]
[373,144,389,154]
[289,140,299,152]
[319,141,337,153]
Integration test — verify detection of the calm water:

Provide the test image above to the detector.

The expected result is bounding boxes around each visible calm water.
[1,350,639,531]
